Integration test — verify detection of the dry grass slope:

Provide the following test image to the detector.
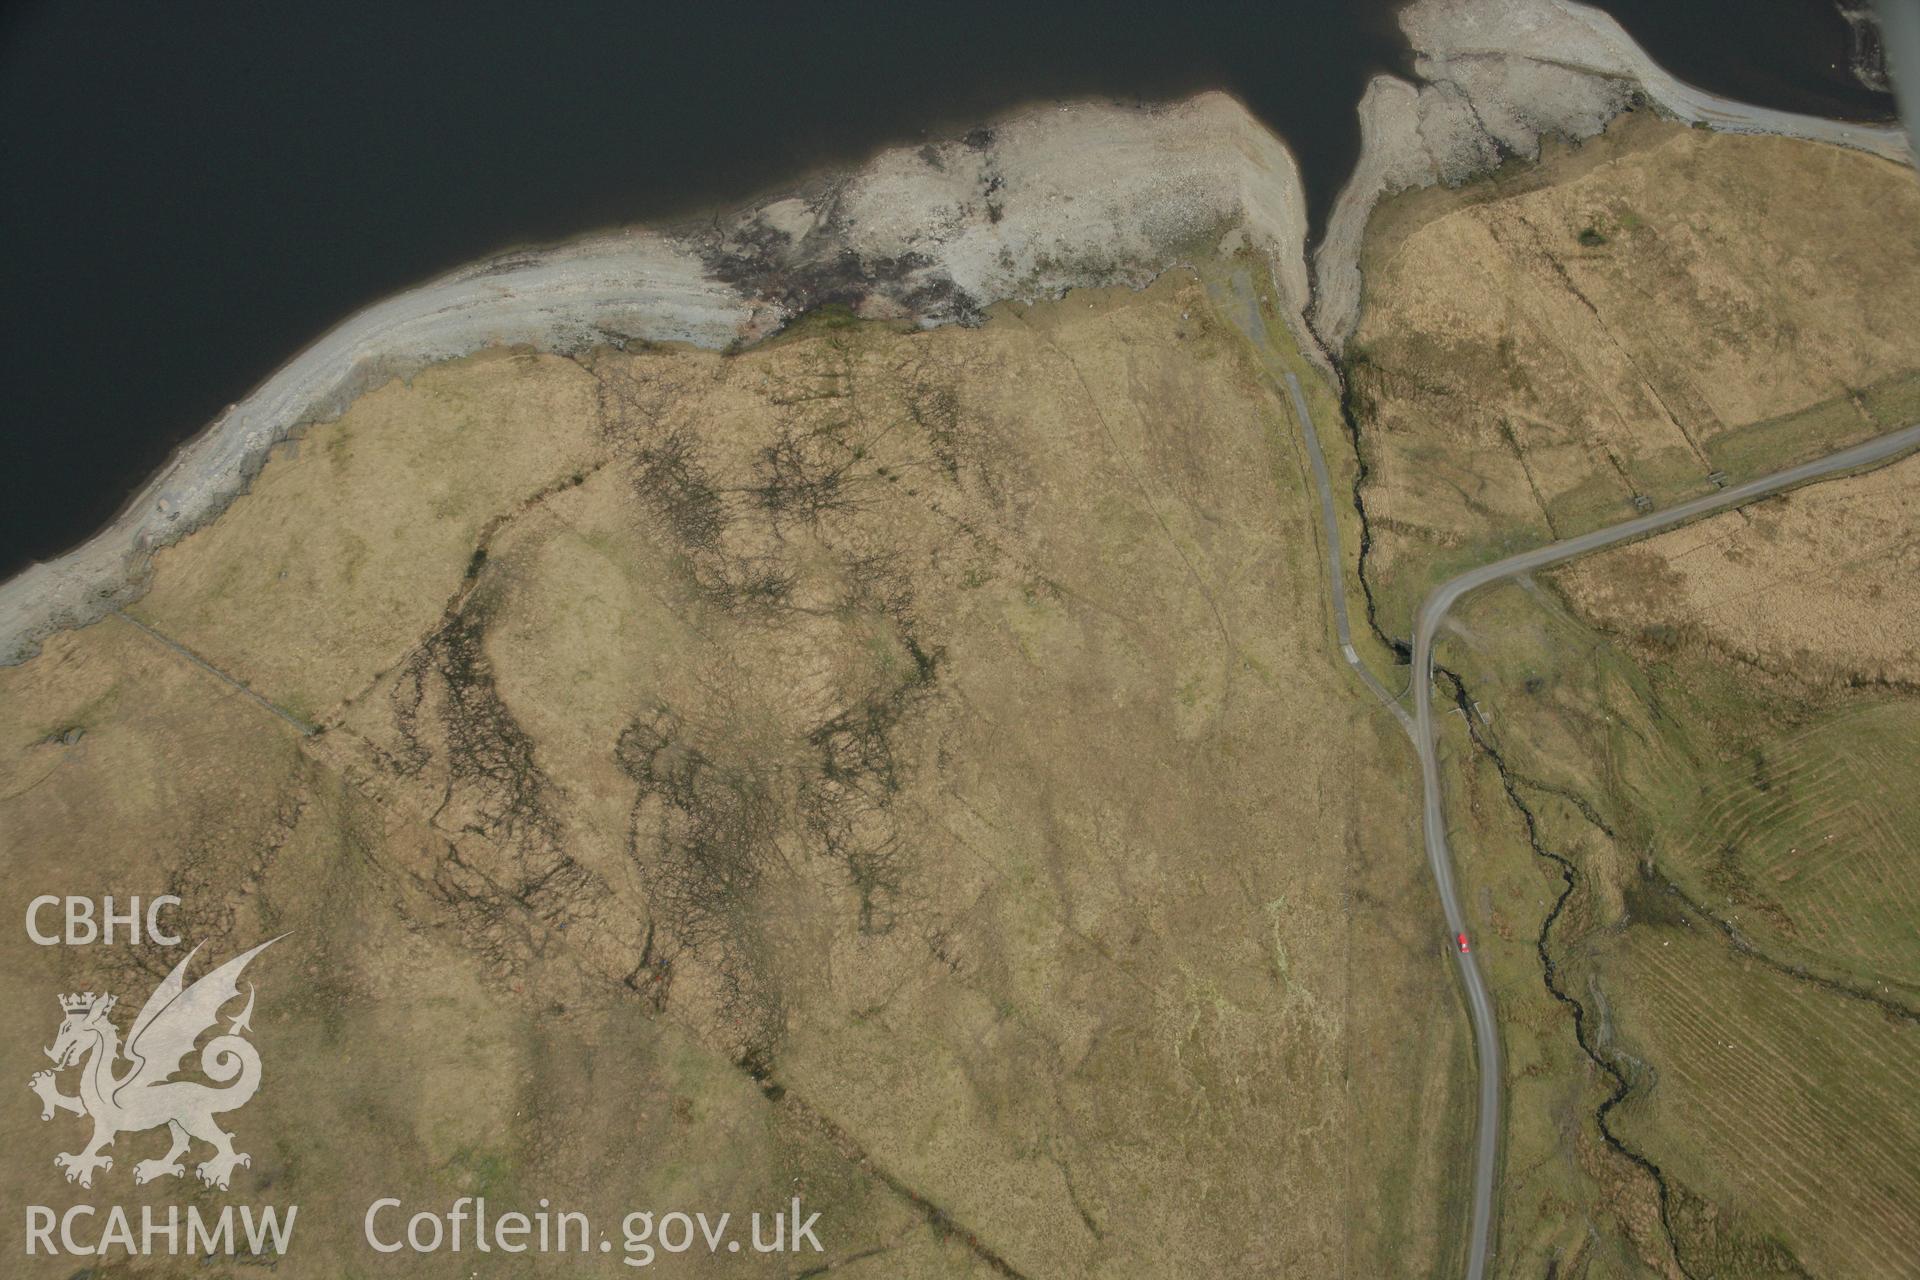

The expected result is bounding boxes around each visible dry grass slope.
[1,269,1460,1277]
[1347,111,1920,630]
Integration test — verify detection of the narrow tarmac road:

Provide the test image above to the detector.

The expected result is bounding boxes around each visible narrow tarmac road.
[1283,362,1920,1280]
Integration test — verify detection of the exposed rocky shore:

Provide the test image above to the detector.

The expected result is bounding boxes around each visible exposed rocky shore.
[1311,0,1911,350]
[1,0,1907,664]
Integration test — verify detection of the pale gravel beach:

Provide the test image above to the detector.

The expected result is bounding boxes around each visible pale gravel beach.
[0,92,1310,664]
[1,0,1908,664]
[0,232,754,664]
[1310,0,1912,349]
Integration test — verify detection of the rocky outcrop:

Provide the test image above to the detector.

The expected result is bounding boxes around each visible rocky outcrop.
[0,93,1311,664]
[1310,0,1909,352]
[4,0,1906,663]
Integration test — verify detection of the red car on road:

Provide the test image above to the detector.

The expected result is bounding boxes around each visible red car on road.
[1456,932,1471,953]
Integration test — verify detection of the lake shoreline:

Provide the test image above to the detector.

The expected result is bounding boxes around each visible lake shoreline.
[1,0,1908,665]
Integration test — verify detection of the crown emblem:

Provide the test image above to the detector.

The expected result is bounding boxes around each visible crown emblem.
[59,992,113,1015]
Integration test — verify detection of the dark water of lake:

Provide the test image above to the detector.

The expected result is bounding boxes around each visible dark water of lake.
[0,0,1893,576]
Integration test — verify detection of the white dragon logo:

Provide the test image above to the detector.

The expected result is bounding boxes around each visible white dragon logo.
[28,937,281,1190]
